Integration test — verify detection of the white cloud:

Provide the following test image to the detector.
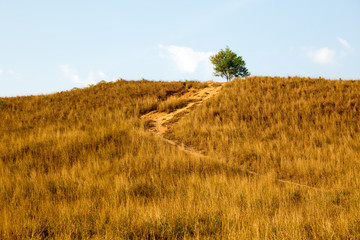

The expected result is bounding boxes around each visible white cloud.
[158,44,214,74]
[0,69,22,80]
[338,37,353,50]
[98,71,105,78]
[59,64,81,83]
[307,47,336,65]
[7,69,15,75]
[60,65,105,85]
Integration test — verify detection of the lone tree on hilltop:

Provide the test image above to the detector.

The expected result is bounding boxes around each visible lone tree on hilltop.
[210,47,250,82]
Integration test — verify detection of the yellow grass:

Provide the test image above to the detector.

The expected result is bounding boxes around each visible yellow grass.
[1,77,360,239]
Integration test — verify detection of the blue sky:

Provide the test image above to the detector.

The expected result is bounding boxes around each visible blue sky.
[0,0,359,96]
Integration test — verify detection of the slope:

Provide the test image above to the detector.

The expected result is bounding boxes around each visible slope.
[1,77,360,239]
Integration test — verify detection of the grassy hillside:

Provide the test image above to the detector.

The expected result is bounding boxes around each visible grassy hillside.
[1,77,360,239]
[169,77,360,185]
[168,76,360,238]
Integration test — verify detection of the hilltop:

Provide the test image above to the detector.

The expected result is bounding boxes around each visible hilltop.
[1,77,360,239]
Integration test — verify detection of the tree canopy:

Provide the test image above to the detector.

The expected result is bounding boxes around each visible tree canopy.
[210,47,250,81]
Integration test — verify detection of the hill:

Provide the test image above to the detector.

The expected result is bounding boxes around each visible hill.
[1,77,360,239]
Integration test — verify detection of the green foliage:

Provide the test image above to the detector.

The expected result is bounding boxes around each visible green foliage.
[210,46,250,81]
[0,100,4,109]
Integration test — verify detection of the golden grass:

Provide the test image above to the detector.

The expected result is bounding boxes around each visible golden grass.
[1,77,360,239]
[170,77,360,183]
[157,95,195,113]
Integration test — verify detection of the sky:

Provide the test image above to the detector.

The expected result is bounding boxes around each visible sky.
[0,0,359,97]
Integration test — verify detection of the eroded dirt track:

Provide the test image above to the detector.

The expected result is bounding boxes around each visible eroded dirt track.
[141,82,223,136]
[140,81,327,191]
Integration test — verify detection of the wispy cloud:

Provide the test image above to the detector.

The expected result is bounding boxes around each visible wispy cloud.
[338,37,353,50]
[303,36,356,66]
[98,71,105,78]
[307,47,336,65]
[60,64,81,83]
[158,44,214,74]
[0,68,22,80]
[59,64,106,85]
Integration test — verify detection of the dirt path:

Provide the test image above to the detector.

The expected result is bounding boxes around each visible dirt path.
[140,81,327,192]
[141,82,223,136]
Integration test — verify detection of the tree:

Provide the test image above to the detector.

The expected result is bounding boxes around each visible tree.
[210,47,250,82]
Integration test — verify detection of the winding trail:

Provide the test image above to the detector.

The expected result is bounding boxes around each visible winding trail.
[140,81,328,192]
[141,82,223,136]
[141,81,223,158]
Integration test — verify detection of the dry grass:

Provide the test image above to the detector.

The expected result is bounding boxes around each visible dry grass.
[168,76,360,238]
[1,77,360,239]
[157,95,195,113]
